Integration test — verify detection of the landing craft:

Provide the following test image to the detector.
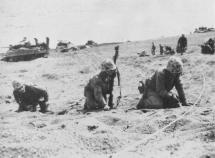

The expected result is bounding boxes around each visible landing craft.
[1,38,49,62]
[194,27,215,33]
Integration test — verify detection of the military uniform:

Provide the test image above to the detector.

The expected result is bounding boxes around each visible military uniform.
[177,34,187,55]
[151,43,156,55]
[206,38,215,53]
[159,44,163,55]
[201,38,215,54]
[137,56,188,109]
[12,81,49,112]
[84,59,117,110]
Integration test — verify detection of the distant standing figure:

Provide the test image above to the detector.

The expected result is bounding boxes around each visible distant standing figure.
[115,45,119,54]
[151,42,156,55]
[12,81,49,113]
[206,38,215,52]
[159,44,164,55]
[176,34,187,55]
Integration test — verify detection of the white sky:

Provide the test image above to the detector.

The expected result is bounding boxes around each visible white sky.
[0,0,215,47]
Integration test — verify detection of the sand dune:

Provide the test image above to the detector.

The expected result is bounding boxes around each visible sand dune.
[0,32,215,158]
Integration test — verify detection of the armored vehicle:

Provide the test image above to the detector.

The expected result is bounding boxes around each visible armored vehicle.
[1,37,49,62]
[56,41,78,52]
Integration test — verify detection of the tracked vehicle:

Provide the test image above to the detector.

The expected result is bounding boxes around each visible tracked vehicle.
[1,37,49,62]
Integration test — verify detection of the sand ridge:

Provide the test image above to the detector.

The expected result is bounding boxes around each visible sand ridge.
[0,32,215,158]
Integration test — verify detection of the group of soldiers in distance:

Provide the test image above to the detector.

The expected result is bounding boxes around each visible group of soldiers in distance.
[152,34,215,56]
[151,34,187,56]
[12,33,215,112]
[12,34,194,113]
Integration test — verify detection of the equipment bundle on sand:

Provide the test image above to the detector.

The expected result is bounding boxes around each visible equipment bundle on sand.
[164,46,175,55]
[200,38,215,54]
[56,41,78,52]
[1,37,49,62]
[137,50,149,57]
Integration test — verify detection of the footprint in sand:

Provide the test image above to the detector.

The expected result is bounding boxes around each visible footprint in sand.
[97,116,127,126]
[200,154,215,158]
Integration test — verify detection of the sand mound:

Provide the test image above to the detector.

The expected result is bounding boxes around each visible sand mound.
[1,32,215,158]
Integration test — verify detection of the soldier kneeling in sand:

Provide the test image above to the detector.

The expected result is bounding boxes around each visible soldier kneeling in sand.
[12,81,49,113]
[201,38,215,54]
[137,56,191,109]
[84,59,118,111]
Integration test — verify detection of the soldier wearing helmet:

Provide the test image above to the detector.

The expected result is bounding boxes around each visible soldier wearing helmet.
[12,80,49,113]
[84,58,117,110]
[176,34,187,55]
[137,56,190,109]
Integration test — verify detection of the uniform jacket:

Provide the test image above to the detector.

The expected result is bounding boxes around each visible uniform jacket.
[13,85,48,105]
[84,72,115,107]
[147,69,187,105]
[178,36,187,48]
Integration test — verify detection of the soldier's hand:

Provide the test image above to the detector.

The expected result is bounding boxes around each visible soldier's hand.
[103,105,110,111]
[39,97,45,101]
[170,93,178,99]
[108,102,114,109]
[138,81,144,94]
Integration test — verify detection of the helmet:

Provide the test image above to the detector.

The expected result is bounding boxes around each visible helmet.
[12,80,24,90]
[166,56,183,74]
[101,58,116,72]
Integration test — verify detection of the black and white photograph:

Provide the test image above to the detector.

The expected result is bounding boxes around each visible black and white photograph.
[0,0,215,157]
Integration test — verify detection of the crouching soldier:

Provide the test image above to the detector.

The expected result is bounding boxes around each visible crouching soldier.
[12,81,49,113]
[201,38,215,54]
[84,59,118,111]
[137,56,191,109]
